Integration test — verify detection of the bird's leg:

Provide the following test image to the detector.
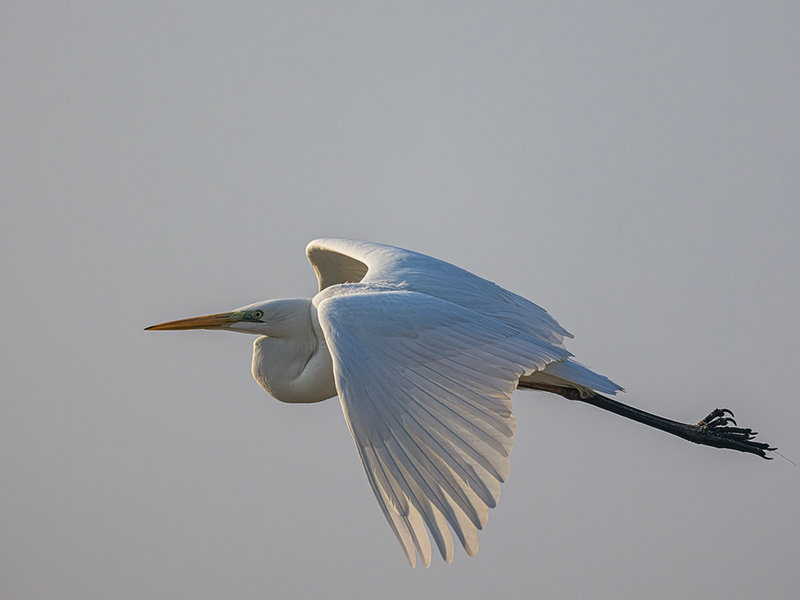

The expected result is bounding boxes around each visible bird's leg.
[520,383,775,458]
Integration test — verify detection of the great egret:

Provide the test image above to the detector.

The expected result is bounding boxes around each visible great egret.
[146,238,773,567]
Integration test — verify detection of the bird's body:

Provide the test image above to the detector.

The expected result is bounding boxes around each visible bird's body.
[147,238,773,567]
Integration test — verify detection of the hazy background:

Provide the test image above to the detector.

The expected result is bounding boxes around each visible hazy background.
[2,2,799,599]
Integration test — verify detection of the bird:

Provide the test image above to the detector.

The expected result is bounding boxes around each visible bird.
[146,238,774,567]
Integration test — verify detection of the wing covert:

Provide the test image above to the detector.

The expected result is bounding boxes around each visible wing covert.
[306,238,573,346]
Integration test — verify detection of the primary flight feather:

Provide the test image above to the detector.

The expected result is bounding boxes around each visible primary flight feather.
[146,238,773,567]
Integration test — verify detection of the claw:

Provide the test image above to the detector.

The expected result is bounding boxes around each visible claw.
[688,413,775,458]
[697,408,736,427]
[707,416,738,428]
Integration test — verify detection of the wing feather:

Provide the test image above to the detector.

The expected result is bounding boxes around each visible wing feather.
[377,390,486,529]
[317,290,570,566]
[397,387,505,500]
[357,444,417,564]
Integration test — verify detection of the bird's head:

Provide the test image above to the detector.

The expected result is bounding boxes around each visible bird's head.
[145,299,311,337]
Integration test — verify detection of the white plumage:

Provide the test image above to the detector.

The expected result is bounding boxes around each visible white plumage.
[147,238,627,566]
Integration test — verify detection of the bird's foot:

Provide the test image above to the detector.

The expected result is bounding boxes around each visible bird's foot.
[690,408,775,459]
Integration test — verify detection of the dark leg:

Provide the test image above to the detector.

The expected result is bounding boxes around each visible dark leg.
[518,382,775,458]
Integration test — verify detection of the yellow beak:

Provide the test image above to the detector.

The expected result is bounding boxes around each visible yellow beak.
[145,312,239,331]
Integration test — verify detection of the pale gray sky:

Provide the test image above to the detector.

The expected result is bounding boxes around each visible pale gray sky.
[2,2,799,599]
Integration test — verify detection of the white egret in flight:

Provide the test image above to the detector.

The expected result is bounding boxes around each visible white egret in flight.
[146,238,773,567]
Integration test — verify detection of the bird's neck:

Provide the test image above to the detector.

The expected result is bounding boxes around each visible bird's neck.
[250,299,337,403]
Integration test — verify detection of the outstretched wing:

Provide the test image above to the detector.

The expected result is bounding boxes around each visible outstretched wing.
[316,290,571,566]
[307,238,572,346]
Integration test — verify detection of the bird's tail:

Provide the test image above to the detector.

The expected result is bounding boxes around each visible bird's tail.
[518,359,623,398]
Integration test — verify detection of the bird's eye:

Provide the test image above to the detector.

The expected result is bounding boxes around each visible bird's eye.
[252,310,263,320]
